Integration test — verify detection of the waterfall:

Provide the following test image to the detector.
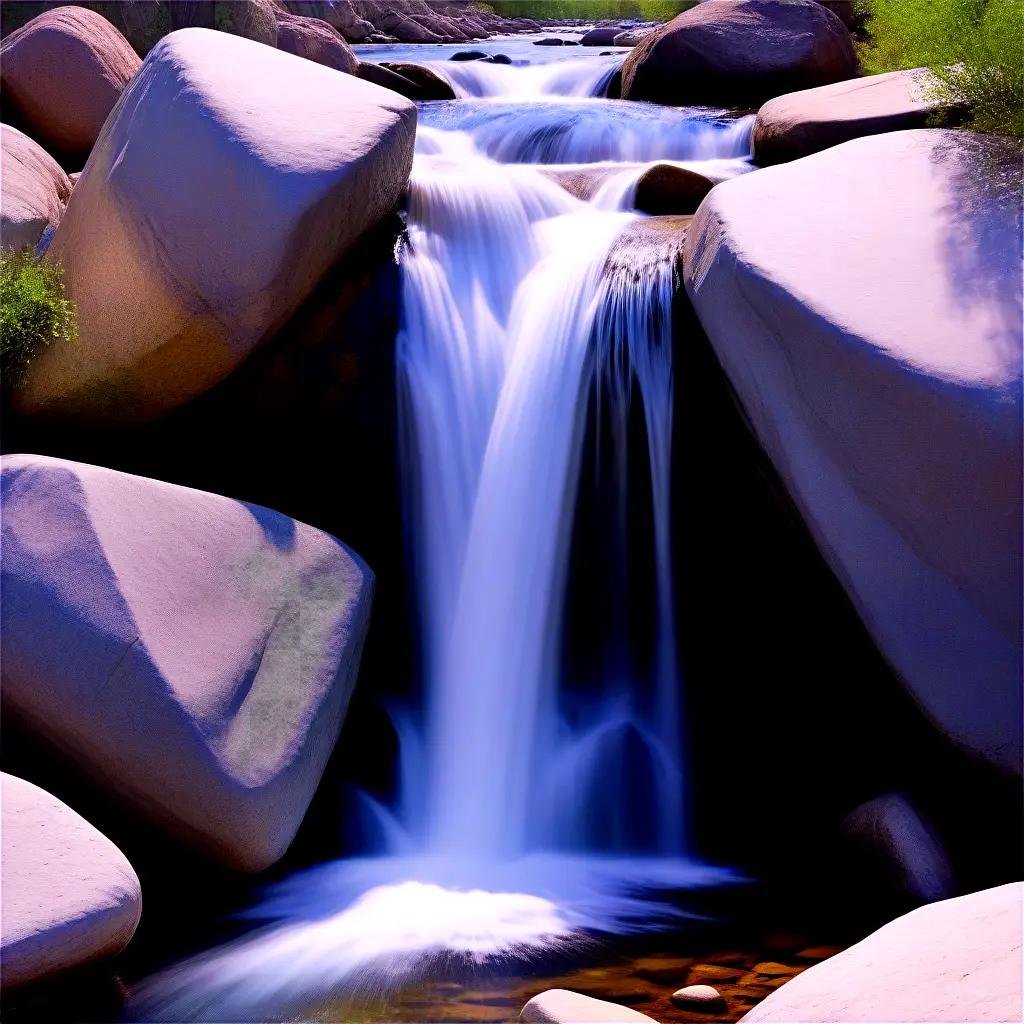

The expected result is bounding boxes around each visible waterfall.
[131,54,752,1023]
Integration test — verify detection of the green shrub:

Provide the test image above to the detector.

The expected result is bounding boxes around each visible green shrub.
[0,248,77,391]
[857,0,1024,139]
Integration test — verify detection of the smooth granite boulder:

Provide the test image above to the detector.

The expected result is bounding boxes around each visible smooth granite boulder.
[1,773,141,988]
[274,10,357,73]
[0,124,73,251]
[14,28,416,423]
[621,0,857,106]
[0,6,140,158]
[0,454,374,870]
[754,69,953,165]
[684,130,1022,772]
[522,989,658,1023]
[741,884,1023,1022]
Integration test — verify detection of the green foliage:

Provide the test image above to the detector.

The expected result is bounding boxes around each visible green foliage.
[857,0,1024,139]
[0,248,76,391]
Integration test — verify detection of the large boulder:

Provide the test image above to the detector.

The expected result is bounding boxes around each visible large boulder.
[274,10,357,74]
[13,28,416,423]
[0,6,140,159]
[741,884,1023,1022]
[621,0,857,107]
[683,130,1023,773]
[0,123,73,252]
[1,773,141,988]
[0,454,374,870]
[754,69,953,165]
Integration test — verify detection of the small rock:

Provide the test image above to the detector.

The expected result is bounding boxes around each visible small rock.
[521,989,657,1022]
[753,962,801,977]
[488,53,512,64]
[688,963,743,983]
[671,984,726,1011]
[534,37,564,46]
[450,49,488,61]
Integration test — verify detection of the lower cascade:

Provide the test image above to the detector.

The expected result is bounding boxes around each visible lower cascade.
[134,49,754,1022]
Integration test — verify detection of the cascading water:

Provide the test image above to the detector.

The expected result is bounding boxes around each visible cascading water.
[133,48,755,1022]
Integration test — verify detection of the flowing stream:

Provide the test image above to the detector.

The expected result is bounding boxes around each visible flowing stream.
[134,45,754,1022]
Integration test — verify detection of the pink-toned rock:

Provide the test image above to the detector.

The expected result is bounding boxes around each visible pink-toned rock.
[168,0,279,46]
[275,10,357,73]
[621,0,857,106]
[740,884,1023,1022]
[1,773,141,988]
[754,69,953,165]
[14,28,415,423]
[684,130,1022,772]
[0,454,374,870]
[0,124,72,252]
[521,989,658,1023]
[0,6,140,158]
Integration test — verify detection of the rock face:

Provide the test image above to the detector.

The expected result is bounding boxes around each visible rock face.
[843,793,954,904]
[621,0,857,107]
[741,883,1023,1022]
[521,989,658,1023]
[1,773,141,988]
[683,130,1023,773]
[0,454,374,870]
[14,28,416,423]
[0,124,73,251]
[0,6,140,158]
[274,10,357,73]
[754,69,950,165]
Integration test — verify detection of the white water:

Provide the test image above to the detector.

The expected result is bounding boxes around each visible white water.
[132,52,753,1023]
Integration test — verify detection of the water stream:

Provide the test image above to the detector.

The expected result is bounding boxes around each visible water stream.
[133,46,755,1022]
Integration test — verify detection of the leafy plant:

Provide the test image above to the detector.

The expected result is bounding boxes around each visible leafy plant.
[857,0,1024,139]
[0,248,77,391]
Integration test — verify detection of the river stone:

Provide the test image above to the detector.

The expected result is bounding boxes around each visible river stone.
[14,27,415,423]
[0,6,141,158]
[683,130,1023,773]
[0,454,374,870]
[671,984,726,1010]
[580,26,621,46]
[753,69,953,165]
[621,0,857,107]
[635,163,715,215]
[380,60,456,100]
[521,989,658,1023]
[1,773,141,988]
[843,793,954,904]
[274,10,357,73]
[0,124,72,252]
[740,884,1023,1022]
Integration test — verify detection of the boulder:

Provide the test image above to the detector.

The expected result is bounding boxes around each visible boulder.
[14,28,416,423]
[843,793,954,904]
[754,69,955,165]
[274,10,357,74]
[0,6,141,159]
[671,984,726,1010]
[379,60,456,100]
[621,0,857,107]
[613,28,653,46]
[635,162,715,215]
[683,130,1023,772]
[580,27,621,46]
[0,454,374,870]
[740,884,1023,1022]
[521,989,658,1023]
[277,0,375,41]
[534,37,564,46]
[168,0,279,46]
[1,772,141,988]
[449,48,487,60]
[0,124,73,252]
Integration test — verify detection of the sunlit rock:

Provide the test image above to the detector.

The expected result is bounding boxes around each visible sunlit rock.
[0,6,140,159]
[14,27,415,423]
[274,9,358,73]
[753,69,954,165]
[0,124,72,252]
[0,454,374,870]
[621,0,857,107]
[671,983,726,1010]
[740,883,1023,1022]
[522,989,658,1023]
[1,773,141,988]
[684,129,1023,773]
